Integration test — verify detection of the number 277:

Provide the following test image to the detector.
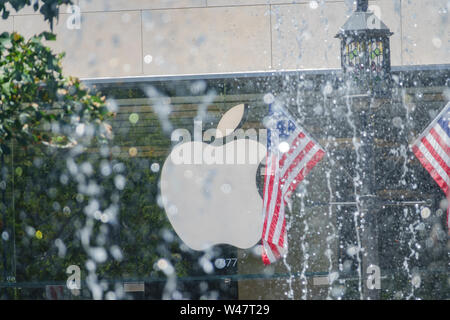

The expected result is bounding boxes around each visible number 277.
[225,258,237,267]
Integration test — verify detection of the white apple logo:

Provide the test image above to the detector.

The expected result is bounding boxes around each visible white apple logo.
[160,104,267,251]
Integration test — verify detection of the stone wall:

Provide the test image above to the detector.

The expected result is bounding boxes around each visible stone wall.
[2,0,448,78]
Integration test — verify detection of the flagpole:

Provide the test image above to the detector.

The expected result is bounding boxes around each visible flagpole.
[335,0,394,299]
[358,96,381,300]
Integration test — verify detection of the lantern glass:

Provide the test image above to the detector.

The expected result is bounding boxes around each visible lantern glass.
[342,37,388,83]
[368,39,384,80]
[344,40,365,73]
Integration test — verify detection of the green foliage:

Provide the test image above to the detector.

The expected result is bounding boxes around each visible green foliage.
[0,24,195,298]
[0,31,111,155]
[0,3,119,298]
[2,140,194,299]
[0,0,73,30]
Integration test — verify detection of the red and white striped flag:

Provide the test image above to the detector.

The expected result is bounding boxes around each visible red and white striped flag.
[261,105,325,264]
[412,102,450,235]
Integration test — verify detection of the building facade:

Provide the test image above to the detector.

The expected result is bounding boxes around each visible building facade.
[1,0,449,79]
[0,0,449,300]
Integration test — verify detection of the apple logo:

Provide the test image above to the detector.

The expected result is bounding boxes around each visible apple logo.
[160,104,267,251]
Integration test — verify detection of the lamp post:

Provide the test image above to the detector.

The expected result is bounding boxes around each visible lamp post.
[335,0,393,299]
[336,0,393,97]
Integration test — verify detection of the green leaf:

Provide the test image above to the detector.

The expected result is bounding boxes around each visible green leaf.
[41,31,56,41]
[2,10,10,19]
[0,143,11,155]
[0,32,12,47]
[2,81,11,95]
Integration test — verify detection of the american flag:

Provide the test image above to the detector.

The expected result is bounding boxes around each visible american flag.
[261,104,325,264]
[412,102,449,236]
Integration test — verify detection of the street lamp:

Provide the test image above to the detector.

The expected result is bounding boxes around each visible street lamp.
[335,0,393,97]
[335,0,394,299]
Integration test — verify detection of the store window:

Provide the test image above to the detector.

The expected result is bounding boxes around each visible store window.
[1,66,448,300]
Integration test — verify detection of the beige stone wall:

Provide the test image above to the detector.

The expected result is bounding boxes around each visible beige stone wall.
[5,0,450,78]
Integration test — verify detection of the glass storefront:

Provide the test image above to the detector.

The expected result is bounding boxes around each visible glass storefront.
[0,65,449,300]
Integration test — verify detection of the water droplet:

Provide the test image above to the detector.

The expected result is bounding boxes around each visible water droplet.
[86,259,96,271]
[106,99,118,113]
[346,246,358,257]
[100,214,109,223]
[114,175,126,190]
[199,256,214,274]
[416,222,425,231]
[100,161,112,176]
[328,271,339,284]
[214,258,226,269]
[167,204,178,216]
[439,198,448,210]
[128,147,138,157]
[411,274,421,288]
[76,123,85,136]
[76,193,84,203]
[331,285,345,298]
[432,37,442,48]
[110,245,123,262]
[309,1,319,10]
[220,183,232,194]
[323,83,333,95]
[2,231,9,241]
[278,141,290,153]
[190,80,206,94]
[156,258,174,276]
[313,105,323,115]
[90,247,107,263]
[63,206,71,216]
[144,54,153,64]
[106,292,116,300]
[94,210,102,220]
[420,207,431,219]
[129,113,139,124]
[54,238,66,257]
[392,117,403,128]
[151,163,160,173]
[263,93,275,104]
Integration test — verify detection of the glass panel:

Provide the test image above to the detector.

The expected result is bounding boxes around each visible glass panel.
[368,40,384,74]
[2,67,448,299]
